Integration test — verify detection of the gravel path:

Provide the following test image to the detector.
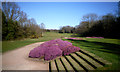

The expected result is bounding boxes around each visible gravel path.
[2,42,49,70]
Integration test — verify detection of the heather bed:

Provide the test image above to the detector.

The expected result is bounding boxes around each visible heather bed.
[29,39,80,61]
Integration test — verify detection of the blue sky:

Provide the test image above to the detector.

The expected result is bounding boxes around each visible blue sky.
[17,2,118,29]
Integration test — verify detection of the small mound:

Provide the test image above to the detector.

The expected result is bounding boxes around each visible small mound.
[29,39,80,61]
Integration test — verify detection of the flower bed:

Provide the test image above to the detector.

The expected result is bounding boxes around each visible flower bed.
[29,39,80,61]
[86,37,104,38]
[64,37,83,40]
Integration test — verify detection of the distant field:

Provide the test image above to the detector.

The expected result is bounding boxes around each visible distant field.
[63,38,120,70]
[2,32,72,53]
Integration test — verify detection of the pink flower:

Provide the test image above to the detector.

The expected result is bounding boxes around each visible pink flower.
[29,39,80,60]
[86,37,104,38]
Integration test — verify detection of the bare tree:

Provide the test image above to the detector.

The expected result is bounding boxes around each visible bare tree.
[82,13,98,28]
[29,18,37,33]
[18,11,27,27]
[40,23,45,29]
[2,2,20,20]
[39,23,45,37]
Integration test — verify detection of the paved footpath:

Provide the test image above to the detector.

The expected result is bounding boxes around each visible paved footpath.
[2,42,49,70]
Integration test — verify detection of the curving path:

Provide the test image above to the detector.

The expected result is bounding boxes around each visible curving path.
[2,42,49,70]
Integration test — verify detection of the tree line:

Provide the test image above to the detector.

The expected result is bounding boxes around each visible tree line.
[2,2,45,40]
[75,13,120,38]
[59,2,120,39]
[59,26,75,33]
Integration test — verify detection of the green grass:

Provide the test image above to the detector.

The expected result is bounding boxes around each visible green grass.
[63,38,120,70]
[2,32,120,70]
[2,32,72,53]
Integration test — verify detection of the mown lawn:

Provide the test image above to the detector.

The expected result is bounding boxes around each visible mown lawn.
[2,32,120,70]
[63,38,120,70]
[2,32,72,53]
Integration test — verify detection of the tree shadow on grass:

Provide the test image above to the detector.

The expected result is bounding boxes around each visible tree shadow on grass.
[68,39,120,55]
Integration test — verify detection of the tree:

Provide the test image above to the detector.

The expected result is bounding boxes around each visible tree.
[75,21,89,34]
[39,23,45,37]
[75,13,120,38]
[2,2,20,21]
[2,11,8,40]
[59,26,74,33]
[18,11,28,27]
[82,13,98,28]
[118,1,120,17]
[2,2,45,40]
[101,13,115,35]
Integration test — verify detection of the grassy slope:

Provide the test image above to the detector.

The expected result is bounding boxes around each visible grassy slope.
[63,38,120,70]
[2,32,72,53]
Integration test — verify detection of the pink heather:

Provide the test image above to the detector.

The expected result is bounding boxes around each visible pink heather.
[86,37,104,38]
[65,37,83,40]
[29,39,80,61]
